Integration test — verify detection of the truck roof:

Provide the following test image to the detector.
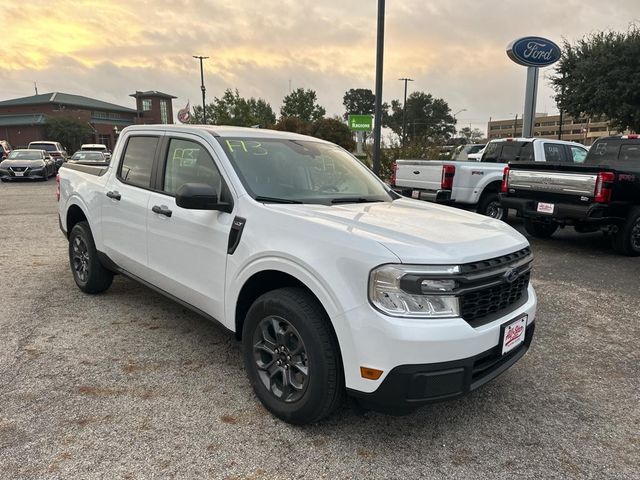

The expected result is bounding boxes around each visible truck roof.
[489,137,585,147]
[121,124,334,144]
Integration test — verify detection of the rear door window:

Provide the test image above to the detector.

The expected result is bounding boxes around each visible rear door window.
[518,142,534,162]
[618,144,640,164]
[586,139,621,165]
[118,136,159,188]
[499,143,523,163]
[543,143,567,163]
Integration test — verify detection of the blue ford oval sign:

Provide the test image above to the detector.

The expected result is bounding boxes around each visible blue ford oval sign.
[507,36,561,67]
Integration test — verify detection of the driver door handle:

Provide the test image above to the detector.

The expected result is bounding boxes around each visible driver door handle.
[152,205,172,217]
[106,190,121,201]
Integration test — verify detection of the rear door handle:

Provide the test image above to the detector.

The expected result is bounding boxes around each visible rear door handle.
[413,170,420,174]
[106,190,121,200]
[152,205,172,217]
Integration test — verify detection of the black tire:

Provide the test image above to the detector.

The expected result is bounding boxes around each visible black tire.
[68,221,114,293]
[477,192,508,221]
[612,207,640,256]
[242,287,343,424]
[524,218,559,239]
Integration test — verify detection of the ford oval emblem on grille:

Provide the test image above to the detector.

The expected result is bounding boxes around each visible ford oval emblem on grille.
[504,268,521,283]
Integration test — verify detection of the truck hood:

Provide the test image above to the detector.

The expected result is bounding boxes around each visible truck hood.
[268,198,528,264]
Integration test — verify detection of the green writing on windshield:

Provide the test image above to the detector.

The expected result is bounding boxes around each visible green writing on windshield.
[225,140,268,155]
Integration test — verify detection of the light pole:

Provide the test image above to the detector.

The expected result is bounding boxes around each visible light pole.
[398,77,414,146]
[453,109,466,139]
[372,0,385,176]
[193,55,209,124]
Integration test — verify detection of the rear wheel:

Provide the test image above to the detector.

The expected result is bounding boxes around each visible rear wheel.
[477,192,508,221]
[524,218,558,239]
[612,207,640,256]
[242,287,343,424]
[68,221,114,293]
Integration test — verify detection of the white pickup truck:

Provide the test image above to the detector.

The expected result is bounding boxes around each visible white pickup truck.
[57,125,537,424]
[392,138,589,221]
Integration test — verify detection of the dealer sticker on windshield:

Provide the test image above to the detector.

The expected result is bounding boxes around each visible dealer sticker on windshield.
[537,202,554,214]
[501,315,527,355]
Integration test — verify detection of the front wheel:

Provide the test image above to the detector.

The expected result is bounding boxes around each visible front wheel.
[68,221,114,293]
[477,193,508,221]
[524,218,558,239]
[242,287,343,424]
[612,207,640,256]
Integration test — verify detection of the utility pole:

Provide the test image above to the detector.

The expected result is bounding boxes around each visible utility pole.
[34,82,38,95]
[513,113,518,137]
[398,77,414,147]
[372,0,385,176]
[453,109,467,139]
[193,55,209,124]
[558,72,565,140]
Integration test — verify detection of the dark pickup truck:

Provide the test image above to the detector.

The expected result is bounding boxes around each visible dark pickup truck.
[500,135,640,255]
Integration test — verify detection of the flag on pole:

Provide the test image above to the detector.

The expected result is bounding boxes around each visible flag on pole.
[177,101,191,123]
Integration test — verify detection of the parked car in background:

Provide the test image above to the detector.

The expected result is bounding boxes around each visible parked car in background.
[58,124,537,424]
[392,138,589,221]
[80,143,111,160]
[501,135,640,255]
[28,141,68,170]
[69,151,110,166]
[467,146,486,162]
[0,149,56,181]
[0,140,12,160]
[451,143,485,161]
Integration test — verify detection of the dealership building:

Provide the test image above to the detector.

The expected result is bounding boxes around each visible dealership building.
[487,113,623,145]
[0,90,176,149]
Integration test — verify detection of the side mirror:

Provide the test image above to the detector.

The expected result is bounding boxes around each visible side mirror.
[175,183,233,213]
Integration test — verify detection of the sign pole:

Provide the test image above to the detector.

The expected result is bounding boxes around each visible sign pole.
[522,66,539,138]
[356,131,364,154]
[372,0,385,176]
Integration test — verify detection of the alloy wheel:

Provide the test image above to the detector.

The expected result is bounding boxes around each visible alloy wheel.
[252,315,309,402]
[71,236,90,283]
[631,219,640,250]
[486,201,505,220]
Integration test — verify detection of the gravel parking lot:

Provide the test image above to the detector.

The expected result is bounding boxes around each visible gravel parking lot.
[1,179,638,479]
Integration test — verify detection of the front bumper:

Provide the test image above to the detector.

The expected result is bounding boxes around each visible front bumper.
[0,168,46,179]
[334,284,536,399]
[349,323,534,413]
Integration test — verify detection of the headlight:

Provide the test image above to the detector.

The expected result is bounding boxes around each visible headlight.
[369,264,461,318]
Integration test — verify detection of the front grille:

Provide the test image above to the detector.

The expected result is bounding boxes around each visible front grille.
[11,167,26,172]
[460,270,530,325]
[460,247,531,274]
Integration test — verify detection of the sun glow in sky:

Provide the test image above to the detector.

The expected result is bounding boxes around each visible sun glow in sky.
[1,0,638,131]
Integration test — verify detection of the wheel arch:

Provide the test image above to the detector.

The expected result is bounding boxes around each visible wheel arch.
[65,202,89,238]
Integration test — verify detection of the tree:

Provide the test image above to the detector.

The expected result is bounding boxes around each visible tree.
[190,89,276,127]
[44,117,93,153]
[384,91,456,143]
[309,118,355,151]
[458,127,485,143]
[552,27,640,133]
[273,117,310,135]
[280,88,326,122]
[342,88,376,120]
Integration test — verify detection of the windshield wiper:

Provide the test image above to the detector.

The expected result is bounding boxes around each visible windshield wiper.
[330,197,385,204]
[254,196,303,204]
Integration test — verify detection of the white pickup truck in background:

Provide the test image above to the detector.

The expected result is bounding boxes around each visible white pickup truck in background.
[391,138,589,221]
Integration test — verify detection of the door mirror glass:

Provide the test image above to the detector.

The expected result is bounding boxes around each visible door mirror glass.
[175,183,231,212]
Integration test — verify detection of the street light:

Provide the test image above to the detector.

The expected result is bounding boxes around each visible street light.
[453,109,466,138]
[193,55,209,124]
[398,77,414,146]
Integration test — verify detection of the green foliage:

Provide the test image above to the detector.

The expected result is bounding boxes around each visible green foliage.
[552,27,640,133]
[308,118,355,151]
[190,89,276,127]
[384,91,456,143]
[43,117,93,153]
[274,116,356,151]
[458,127,485,143]
[342,88,376,119]
[280,88,326,122]
[274,116,311,134]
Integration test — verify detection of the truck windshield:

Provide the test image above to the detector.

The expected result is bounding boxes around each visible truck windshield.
[217,137,393,204]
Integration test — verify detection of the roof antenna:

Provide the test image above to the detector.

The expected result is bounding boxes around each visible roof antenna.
[34,82,38,95]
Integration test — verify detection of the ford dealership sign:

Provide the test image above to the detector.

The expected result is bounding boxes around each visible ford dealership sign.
[507,36,561,67]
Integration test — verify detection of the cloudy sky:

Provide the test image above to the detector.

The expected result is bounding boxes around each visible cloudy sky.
[2,0,638,133]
